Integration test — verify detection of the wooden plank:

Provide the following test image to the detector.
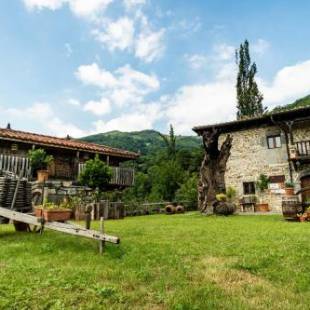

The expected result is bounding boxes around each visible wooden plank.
[0,207,120,244]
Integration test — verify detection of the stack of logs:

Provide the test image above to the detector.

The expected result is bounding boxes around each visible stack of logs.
[74,201,125,221]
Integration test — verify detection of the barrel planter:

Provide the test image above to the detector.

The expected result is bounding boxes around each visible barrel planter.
[175,205,185,214]
[165,205,176,215]
[282,196,303,220]
[255,203,269,212]
[35,208,72,222]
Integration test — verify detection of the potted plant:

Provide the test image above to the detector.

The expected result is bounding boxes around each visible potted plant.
[28,149,53,182]
[284,181,295,196]
[255,174,270,212]
[35,201,73,222]
[297,212,307,223]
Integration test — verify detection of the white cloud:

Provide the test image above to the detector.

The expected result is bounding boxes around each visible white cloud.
[66,98,80,106]
[165,81,236,134]
[214,43,235,61]
[259,59,310,106]
[123,0,146,10]
[5,102,87,137]
[165,55,310,134]
[185,54,208,70]
[24,0,66,10]
[65,43,73,57]
[76,63,159,110]
[69,0,113,18]
[135,28,165,62]
[23,0,113,18]
[93,17,135,51]
[252,39,270,56]
[84,98,111,116]
[94,102,161,132]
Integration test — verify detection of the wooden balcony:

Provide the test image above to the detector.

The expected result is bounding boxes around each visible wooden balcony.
[290,140,310,165]
[295,140,310,157]
[78,163,135,187]
[0,154,135,187]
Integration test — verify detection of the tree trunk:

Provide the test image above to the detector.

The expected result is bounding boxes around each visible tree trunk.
[198,129,233,214]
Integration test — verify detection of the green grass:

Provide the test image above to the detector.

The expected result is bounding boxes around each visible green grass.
[0,213,309,309]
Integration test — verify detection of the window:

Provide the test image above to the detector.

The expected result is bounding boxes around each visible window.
[269,175,285,183]
[267,135,282,149]
[243,182,255,195]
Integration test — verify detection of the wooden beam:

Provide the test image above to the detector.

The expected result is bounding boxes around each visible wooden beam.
[0,207,120,244]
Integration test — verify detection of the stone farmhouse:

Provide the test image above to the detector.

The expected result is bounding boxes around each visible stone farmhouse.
[193,106,310,212]
[0,125,139,188]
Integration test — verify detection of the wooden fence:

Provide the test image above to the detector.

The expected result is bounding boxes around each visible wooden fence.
[0,154,30,178]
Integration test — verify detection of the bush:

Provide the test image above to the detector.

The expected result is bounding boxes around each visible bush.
[78,155,112,191]
[175,174,198,210]
[256,174,269,192]
[28,149,53,172]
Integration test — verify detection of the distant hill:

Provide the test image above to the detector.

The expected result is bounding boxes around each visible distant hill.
[272,94,310,112]
[81,129,201,155]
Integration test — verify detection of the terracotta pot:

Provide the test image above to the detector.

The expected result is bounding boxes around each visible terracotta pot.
[35,208,72,222]
[255,203,269,212]
[37,170,49,183]
[299,216,307,223]
[285,187,294,196]
[165,205,176,214]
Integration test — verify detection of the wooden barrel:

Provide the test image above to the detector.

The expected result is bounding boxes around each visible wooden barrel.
[282,196,303,220]
[165,204,176,215]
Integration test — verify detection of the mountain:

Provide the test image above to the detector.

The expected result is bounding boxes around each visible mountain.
[81,129,201,155]
[272,94,310,112]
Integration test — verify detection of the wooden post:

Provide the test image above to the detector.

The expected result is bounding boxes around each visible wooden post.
[99,217,105,254]
[85,204,92,230]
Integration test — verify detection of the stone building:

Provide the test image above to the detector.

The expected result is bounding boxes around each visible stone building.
[193,106,310,212]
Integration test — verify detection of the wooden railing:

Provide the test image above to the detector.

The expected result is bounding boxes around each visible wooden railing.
[0,154,30,178]
[78,164,135,187]
[295,140,310,157]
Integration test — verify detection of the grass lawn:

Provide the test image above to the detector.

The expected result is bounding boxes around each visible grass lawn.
[0,213,309,309]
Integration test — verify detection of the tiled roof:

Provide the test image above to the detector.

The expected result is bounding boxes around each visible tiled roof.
[193,106,310,135]
[0,128,139,159]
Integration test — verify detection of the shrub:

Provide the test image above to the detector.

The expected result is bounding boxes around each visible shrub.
[256,174,269,192]
[175,174,198,210]
[216,193,227,202]
[226,186,237,202]
[28,149,53,171]
[78,155,112,192]
[285,181,294,188]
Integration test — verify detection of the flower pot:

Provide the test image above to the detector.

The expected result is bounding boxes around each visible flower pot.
[299,216,307,223]
[285,187,294,196]
[35,208,72,222]
[255,203,269,212]
[37,170,49,183]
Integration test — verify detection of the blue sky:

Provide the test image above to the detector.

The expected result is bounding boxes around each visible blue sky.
[0,0,310,136]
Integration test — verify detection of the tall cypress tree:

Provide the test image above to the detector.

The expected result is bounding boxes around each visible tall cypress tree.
[236,40,265,119]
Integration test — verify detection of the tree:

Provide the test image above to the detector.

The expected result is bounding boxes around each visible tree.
[159,124,177,160]
[236,40,265,119]
[198,129,233,214]
[176,174,198,210]
[149,160,185,201]
[78,155,112,192]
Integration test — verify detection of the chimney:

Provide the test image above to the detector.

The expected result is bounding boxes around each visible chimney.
[6,123,11,130]
[66,134,71,140]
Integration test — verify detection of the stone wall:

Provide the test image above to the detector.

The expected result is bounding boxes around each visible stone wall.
[218,123,310,212]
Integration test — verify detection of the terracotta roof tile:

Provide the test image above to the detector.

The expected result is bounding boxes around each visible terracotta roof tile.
[0,128,139,159]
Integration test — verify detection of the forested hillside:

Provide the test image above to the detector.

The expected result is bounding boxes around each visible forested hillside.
[272,94,310,112]
[81,130,201,155]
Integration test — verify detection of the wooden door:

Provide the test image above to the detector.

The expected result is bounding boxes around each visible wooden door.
[301,176,310,203]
